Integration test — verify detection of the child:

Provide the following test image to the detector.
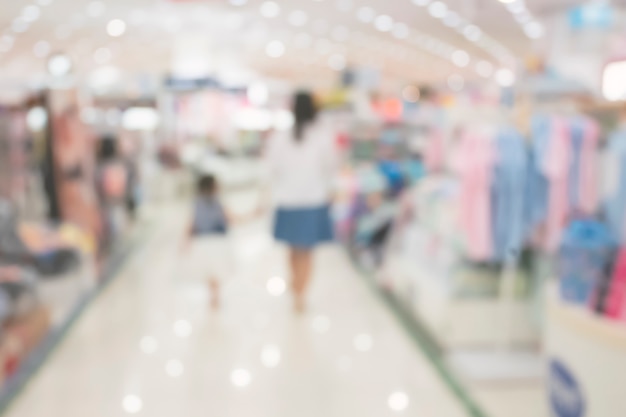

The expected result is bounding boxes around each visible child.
[184,174,234,311]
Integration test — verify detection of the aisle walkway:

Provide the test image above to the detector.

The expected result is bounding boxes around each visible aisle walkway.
[5,201,470,417]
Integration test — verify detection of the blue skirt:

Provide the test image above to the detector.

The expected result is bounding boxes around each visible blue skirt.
[273,205,334,249]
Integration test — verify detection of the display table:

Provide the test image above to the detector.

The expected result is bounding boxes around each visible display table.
[546,284,626,417]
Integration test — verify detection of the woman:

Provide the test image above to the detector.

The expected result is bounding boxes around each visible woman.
[265,91,338,313]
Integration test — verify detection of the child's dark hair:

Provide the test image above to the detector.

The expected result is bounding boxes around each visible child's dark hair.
[197,174,217,196]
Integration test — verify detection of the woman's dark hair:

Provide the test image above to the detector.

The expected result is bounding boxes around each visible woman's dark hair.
[98,135,118,162]
[293,91,318,141]
[197,174,217,196]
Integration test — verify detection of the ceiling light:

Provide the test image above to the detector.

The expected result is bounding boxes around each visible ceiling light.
[495,68,515,87]
[139,336,158,354]
[506,2,526,14]
[357,6,376,23]
[476,60,494,78]
[230,369,252,388]
[353,334,374,352]
[86,1,105,18]
[260,345,282,368]
[122,395,142,414]
[22,5,41,22]
[12,19,29,34]
[463,25,481,42]
[165,360,184,378]
[260,1,281,18]
[107,19,126,37]
[374,15,394,32]
[412,0,432,6]
[33,41,51,58]
[452,50,470,67]
[173,320,193,338]
[524,21,544,39]
[328,53,347,71]
[498,0,516,3]
[515,13,532,24]
[336,0,354,12]
[428,2,448,19]
[332,25,350,42]
[248,82,269,105]
[312,315,331,334]
[443,11,461,27]
[388,392,410,412]
[392,22,409,39]
[27,107,47,131]
[402,85,421,102]
[288,10,308,26]
[447,74,465,91]
[47,54,72,77]
[294,33,313,48]
[266,276,286,296]
[94,47,112,64]
[265,40,285,58]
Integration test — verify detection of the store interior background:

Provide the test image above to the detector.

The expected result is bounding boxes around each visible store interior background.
[0,0,626,417]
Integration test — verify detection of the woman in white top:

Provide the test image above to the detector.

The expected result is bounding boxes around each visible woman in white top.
[265,91,338,313]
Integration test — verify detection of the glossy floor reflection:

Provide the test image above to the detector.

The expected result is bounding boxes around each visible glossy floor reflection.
[5,202,469,417]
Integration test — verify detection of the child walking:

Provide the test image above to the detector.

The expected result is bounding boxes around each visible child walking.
[184,174,234,311]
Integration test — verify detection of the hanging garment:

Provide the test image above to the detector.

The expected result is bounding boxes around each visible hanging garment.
[527,116,552,230]
[545,118,572,252]
[569,117,600,215]
[604,130,626,243]
[491,128,529,262]
[457,131,495,261]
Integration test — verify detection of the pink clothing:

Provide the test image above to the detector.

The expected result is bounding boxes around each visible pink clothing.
[578,119,600,215]
[544,118,571,252]
[604,250,626,322]
[425,128,445,172]
[457,132,495,261]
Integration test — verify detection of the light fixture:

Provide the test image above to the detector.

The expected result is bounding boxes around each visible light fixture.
[288,10,308,26]
[402,85,420,102]
[496,68,515,87]
[260,1,280,18]
[87,1,106,18]
[94,47,112,64]
[412,0,432,6]
[328,53,347,71]
[22,5,41,22]
[33,41,50,58]
[266,276,286,296]
[388,392,410,412]
[353,333,374,352]
[230,369,252,388]
[312,315,331,334]
[443,11,461,27]
[122,395,143,414]
[173,320,193,338]
[165,360,184,378]
[447,74,465,91]
[374,14,394,32]
[428,2,448,18]
[392,22,409,39]
[27,107,48,131]
[47,54,72,77]
[524,21,544,39]
[463,25,481,42]
[107,19,126,37]
[139,336,158,354]
[265,40,285,58]
[357,6,376,23]
[332,25,350,42]
[452,50,470,67]
[476,60,494,78]
[248,82,269,106]
[260,345,282,368]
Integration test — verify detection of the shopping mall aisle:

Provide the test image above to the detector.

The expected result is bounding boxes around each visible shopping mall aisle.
[4,195,470,417]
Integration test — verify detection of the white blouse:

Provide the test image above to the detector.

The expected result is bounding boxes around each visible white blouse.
[265,121,339,208]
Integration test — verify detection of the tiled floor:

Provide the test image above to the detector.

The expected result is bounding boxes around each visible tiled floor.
[5,200,470,417]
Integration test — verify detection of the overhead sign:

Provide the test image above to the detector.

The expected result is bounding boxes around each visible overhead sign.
[569,3,613,30]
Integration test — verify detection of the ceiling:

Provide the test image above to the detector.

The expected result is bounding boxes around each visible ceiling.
[0,0,604,93]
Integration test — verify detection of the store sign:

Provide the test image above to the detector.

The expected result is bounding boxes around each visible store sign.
[549,359,586,417]
[569,3,613,30]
